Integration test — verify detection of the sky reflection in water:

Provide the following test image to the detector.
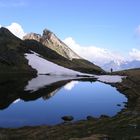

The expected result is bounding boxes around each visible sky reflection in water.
[0,77,127,128]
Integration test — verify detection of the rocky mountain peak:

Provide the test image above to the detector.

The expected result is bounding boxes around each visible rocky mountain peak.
[43,29,52,38]
[23,33,41,42]
[23,29,82,60]
[42,29,60,45]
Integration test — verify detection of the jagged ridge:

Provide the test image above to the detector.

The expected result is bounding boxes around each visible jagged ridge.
[23,29,82,60]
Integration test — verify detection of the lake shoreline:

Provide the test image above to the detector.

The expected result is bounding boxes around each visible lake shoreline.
[0,69,140,140]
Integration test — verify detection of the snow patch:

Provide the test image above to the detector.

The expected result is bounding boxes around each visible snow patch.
[25,75,80,92]
[95,75,125,83]
[25,51,84,76]
[24,51,125,92]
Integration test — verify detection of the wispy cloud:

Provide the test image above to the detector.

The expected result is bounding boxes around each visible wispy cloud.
[0,0,26,8]
[6,22,26,39]
[63,37,140,65]
[64,81,79,91]
[63,37,125,65]
[0,22,26,39]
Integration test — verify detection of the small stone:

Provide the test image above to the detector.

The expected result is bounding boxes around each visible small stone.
[117,104,121,107]
[61,116,74,121]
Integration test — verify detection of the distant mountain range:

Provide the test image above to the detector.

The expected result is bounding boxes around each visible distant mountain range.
[102,60,140,71]
[0,27,104,75]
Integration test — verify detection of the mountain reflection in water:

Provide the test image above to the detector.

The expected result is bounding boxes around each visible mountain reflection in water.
[0,75,127,128]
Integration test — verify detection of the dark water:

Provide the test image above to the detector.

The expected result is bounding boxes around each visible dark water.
[0,75,127,128]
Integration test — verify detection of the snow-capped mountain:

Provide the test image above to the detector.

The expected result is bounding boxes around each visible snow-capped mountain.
[102,60,140,71]
[102,60,125,71]
[121,60,140,70]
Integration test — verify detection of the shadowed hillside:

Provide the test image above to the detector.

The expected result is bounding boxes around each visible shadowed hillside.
[0,27,36,75]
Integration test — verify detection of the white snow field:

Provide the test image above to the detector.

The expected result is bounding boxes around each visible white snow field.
[24,51,125,92]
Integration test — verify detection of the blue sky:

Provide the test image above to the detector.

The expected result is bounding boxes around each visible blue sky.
[0,0,140,63]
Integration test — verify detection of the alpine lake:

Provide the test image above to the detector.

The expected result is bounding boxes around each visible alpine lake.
[0,74,127,128]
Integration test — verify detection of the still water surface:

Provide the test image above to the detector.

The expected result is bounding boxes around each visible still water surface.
[0,76,127,128]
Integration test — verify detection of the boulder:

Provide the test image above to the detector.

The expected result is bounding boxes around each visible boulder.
[61,116,74,121]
